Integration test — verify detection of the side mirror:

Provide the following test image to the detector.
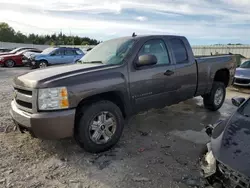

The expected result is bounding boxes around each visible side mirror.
[50,52,56,56]
[232,97,245,107]
[136,54,157,67]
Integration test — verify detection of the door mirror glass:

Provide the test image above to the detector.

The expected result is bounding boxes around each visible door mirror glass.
[50,52,56,56]
[232,97,245,107]
[136,54,157,67]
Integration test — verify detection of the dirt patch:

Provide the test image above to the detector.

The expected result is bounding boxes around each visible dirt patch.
[0,67,246,188]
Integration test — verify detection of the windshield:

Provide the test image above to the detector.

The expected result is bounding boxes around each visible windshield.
[42,47,56,54]
[239,98,250,117]
[79,38,135,65]
[240,61,250,68]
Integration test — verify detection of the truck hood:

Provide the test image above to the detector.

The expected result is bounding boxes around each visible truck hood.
[235,68,250,78]
[13,64,105,88]
[211,111,250,177]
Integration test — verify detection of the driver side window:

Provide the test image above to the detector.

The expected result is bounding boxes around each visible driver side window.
[138,39,170,65]
[54,49,64,56]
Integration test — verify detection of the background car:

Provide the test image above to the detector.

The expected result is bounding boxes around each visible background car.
[29,47,84,68]
[234,60,250,87]
[201,97,250,188]
[0,48,12,53]
[0,49,41,67]
[0,47,37,56]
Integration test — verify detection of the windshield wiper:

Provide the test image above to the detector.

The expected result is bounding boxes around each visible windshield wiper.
[80,61,103,64]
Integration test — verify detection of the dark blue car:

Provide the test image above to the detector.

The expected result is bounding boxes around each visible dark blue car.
[30,47,84,68]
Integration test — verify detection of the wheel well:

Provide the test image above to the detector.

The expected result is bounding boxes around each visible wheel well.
[39,59,48,64]
[214,69,229,86]
[76,91,127,118]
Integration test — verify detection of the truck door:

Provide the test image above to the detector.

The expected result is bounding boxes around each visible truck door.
[129,38,178,113]
[168,37,197,102]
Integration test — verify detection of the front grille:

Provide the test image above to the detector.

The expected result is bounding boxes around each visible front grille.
[218,163,250,188]
[15,88,32,96]
[14,87,33,113]
[16,100,32,109]
[235,78,250,85]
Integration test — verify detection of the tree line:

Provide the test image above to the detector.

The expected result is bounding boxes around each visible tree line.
[0,22,100,45]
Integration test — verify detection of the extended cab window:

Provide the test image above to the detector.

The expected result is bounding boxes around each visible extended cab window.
[170,39,188,64]
[139,39,170,65]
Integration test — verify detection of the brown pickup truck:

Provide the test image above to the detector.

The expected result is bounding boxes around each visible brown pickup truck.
[10,35,236,153]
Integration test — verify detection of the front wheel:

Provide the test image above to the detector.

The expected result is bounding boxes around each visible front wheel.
[203,82,226,111]
[5,60,15,67]
[75,100,124,153]
[38,61,48,68]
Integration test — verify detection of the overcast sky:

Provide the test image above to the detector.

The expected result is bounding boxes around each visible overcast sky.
[0,0,249,45]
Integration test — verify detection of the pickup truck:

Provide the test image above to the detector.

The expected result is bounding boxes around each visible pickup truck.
[10,35,236,153]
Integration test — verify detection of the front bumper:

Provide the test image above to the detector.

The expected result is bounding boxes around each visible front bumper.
[234,77,250,87]
[10,101,75,139]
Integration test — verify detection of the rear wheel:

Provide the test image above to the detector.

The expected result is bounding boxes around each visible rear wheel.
[38,61,48,68]
[5,60,15,67]
[75,100,124,153]
[203,82,226,111]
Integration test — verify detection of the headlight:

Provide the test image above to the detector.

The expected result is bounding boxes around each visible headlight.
[38,87,69,110]
[0,57,4,61]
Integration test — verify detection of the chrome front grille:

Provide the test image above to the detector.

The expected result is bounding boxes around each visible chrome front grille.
[218,163,250,188]
[14,87,33,113]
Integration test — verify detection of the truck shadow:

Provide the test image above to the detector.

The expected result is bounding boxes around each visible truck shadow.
[36,97,233,187]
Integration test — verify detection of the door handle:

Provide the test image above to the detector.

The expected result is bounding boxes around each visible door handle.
[164,70,174,76]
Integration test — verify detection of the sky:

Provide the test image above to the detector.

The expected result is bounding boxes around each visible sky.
[0,0,250,45]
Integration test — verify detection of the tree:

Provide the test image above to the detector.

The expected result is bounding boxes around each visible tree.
[0,22,99,45]
[0,22,16,42]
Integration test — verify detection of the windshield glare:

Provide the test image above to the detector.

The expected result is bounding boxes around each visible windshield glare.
[240,61,250,68]
[79,38,135,65]
[42,48,56,54]
[10,48,23,53]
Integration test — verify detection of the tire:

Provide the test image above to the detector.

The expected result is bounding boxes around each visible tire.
[75,100,124,153]
[5,60,15,67]
[203,82,226,111]
[38,61,48,68]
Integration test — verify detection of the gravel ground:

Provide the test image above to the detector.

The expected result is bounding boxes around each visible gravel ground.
[0,67,249,188]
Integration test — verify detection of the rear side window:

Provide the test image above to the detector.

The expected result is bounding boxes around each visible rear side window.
[170,39,188,64]
[65,49,76,55]
[75,49,83,55]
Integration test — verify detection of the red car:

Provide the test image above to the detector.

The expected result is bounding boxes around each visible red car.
[0,49,41,67]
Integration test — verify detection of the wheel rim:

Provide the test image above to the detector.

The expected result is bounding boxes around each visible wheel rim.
[39,62,47,68]
[214,88,224,106]
[89,111,117,144]
[6,60,14,67]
